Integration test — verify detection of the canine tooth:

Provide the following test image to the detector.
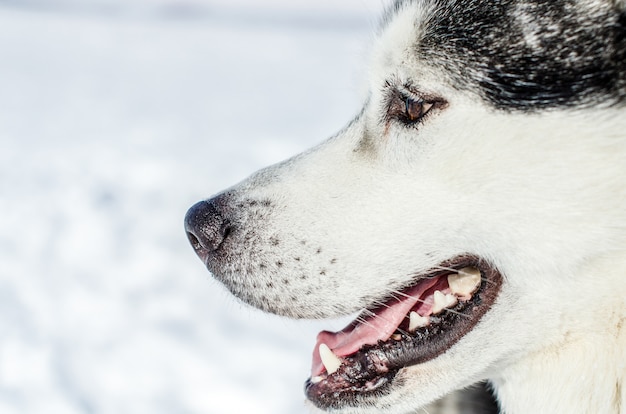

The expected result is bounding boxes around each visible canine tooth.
[432,291,458,314]
[409,311,429,331]
[448,267,482,297]
[319,344,342,375]
[311,376,324,384]
[432,291,446,314]
[392,333,402,341]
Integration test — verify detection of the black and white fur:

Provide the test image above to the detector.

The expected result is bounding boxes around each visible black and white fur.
[185,1,626,413]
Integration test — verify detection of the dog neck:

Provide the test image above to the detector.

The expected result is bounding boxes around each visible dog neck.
[493,336,625,413]
[491,257,626,414]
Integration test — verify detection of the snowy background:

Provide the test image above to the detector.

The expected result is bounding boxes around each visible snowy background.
[0,1,389,413]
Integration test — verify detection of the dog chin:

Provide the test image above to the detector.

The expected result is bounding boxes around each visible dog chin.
[304,363,477,414]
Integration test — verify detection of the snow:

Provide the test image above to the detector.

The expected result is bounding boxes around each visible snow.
[0,1,388,413]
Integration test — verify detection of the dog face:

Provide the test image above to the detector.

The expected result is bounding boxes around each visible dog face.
[186,1,626,412]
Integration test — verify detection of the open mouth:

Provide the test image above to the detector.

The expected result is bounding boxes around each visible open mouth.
[305,255,502,410]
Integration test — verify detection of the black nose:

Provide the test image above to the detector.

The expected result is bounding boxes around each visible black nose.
[184,199,232,261]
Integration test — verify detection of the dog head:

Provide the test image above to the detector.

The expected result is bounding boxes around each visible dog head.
[185,0,626,412]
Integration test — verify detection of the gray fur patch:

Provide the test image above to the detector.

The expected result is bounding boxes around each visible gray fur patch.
[388,0,626,111]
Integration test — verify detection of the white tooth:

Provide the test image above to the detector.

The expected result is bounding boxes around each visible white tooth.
[445,293,458,307]
[408,311,430,331]
[319,344,342,375]
[432,291,446,314]
[311,376,324,384]
[448,267,482,297]
[432,291,458,314]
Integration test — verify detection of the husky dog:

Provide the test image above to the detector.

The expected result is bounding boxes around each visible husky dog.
[185,0,626,413]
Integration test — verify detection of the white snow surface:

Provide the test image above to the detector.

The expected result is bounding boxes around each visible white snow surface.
[0,1,388,413]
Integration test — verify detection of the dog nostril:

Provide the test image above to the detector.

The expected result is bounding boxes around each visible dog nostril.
[184,199,232,257]
[221,224,232,241]
[186,231,202,250]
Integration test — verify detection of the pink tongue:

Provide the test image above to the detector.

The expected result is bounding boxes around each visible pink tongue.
[311,277,440,377]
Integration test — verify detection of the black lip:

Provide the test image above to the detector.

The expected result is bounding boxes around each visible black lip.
[305,256,503,410]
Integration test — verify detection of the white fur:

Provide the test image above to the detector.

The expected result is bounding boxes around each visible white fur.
[210,2,626,413]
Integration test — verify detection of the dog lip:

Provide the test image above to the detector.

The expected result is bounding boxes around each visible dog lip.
[305,255,503,410]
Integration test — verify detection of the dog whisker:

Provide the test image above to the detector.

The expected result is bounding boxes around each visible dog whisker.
[431,264,497,287]
[440,307,472,319]
[361,308,412,337]
[355,314,379,331]
[479,276,497,287]
[388,289,428,304]
[431,264,458,273]
[372,299,397,309]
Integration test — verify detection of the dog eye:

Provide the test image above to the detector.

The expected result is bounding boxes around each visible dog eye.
[405,98,433,123]
[387,93,439,126]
